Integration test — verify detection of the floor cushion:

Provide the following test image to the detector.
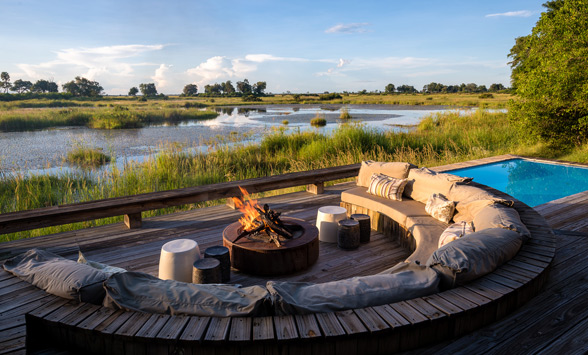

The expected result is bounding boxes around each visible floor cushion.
[3,248,109,304]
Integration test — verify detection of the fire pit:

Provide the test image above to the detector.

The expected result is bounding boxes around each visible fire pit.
[222,187,319,276]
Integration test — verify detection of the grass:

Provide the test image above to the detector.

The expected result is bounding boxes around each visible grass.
[0,92,513,132]
[0,105,219,131]
[310,112,327,127]
[340,107,352,120]
[66,145,111,167]
[4,107,585,242]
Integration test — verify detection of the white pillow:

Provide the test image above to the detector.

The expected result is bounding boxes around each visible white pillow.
[425,193,456,224]
[367,173,409,201]
[438,221,474,248]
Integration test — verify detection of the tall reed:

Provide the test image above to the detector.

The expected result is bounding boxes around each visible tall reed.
[0,110,554,241]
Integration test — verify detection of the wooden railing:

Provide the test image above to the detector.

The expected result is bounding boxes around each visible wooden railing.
[0,164,361,235]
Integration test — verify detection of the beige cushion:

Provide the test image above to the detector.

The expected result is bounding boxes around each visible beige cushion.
[404,216,448,264]
[449,183,514,222]
[357,161,414,187]
[267,262,440,315]
[103,271,271,317]
[341,186,428,226]
[438,221,474,248]
[425,193,455,223]
[367,173,408,201]
[426,228,523,286]
[473,204,531,239]
[404,167,471,204]
[3,249,109,304]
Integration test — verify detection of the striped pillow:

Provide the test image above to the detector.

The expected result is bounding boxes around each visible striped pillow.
[438,221,474,248]
[367,173,408,201]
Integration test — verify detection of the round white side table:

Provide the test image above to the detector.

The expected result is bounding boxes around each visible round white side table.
[159,239,201,282]
[316,206,348,243]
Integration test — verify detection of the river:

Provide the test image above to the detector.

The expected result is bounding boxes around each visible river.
[0,104,458,176]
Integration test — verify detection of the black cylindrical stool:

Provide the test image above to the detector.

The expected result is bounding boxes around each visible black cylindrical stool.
[192,258,221,284]
[350,213,371,243]
[204,245,231,282]
[337,219,360,250]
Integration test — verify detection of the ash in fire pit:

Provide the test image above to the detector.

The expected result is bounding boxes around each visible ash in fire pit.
[232,187,303,247]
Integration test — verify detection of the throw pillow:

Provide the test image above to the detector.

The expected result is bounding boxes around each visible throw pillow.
[425,193,456,223]
[367,173,408,201]
[438,221,474,248]
[356,161,415,187]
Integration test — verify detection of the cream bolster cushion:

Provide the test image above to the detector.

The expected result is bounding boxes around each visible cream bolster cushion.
[267,262,440,315]
[404,167,472,204]
[425,193,456,223]
[2,248,109,304]
[438,221,474,248]
[357,161,415,187]
[426,228,523,287]
[367,173,408,201]
[473,204,531,240]
[103,271,271,317]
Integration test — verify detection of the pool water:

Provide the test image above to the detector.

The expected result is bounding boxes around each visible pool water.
[448,159,588,207]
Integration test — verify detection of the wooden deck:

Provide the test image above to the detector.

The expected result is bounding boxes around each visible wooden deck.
[0,155,586,354]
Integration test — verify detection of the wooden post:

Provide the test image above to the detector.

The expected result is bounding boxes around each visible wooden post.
[124,213,142,229]
[226,198,237,209]
[306,182,324,195]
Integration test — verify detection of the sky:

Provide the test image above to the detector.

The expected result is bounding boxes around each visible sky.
[2,0,545,95]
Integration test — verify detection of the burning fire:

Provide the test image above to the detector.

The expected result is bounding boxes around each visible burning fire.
[232,186,261,231]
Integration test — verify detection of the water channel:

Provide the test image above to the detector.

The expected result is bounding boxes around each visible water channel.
[0,104,461,177]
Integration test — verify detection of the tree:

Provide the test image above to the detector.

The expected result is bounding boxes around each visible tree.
[182,84,198,96]
[508,0,588,145]
[139,83,158,96]
[62,76,103,96]
[384,83,395,94]
[223,80,235,95]
[236,79,252,95]
[11,79,33,93]
[396,85,418,94]
[128,87,139,96]
[0,72,10,93]
[489,83,506,92]
[253,81,266,95]
[47,81,59,93]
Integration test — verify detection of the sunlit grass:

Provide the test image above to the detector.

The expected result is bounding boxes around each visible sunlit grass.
[3,108,580,242]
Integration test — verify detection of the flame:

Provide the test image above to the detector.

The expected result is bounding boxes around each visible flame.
[232,186,261,231]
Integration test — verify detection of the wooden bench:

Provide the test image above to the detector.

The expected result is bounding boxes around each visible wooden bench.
[0,164,361,234]
[24,185,555,354]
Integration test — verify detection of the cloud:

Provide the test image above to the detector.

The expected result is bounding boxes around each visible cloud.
[486,10,534,18]
[244,54,309,63]
[152,64,172,89]
[16,44,165,81]
[325,23,370,34]
[186,56,257,85]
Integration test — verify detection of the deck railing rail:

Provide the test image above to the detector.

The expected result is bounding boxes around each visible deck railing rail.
[0,164,361,235]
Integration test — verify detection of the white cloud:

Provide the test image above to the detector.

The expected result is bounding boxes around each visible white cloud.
[152,64,172,89]
[325,23,370,34]
[244,54,309,63]
[337,58,351,68]
[16,44,165,81]
[486,10,534,18]
[186,56,257,85]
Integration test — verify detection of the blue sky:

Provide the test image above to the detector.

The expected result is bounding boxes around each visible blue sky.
[2,0,544,94]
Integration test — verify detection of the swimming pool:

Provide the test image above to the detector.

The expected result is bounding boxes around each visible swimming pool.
[448,158,588,207]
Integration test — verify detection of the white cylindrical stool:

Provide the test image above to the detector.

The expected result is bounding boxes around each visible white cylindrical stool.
[159,239,201,283]
[316,206,348,243]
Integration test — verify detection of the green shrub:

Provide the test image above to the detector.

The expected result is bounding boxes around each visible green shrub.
[310,117,327,127]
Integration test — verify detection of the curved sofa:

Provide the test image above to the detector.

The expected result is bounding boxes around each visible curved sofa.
[11,161,555,354]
